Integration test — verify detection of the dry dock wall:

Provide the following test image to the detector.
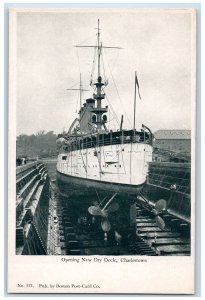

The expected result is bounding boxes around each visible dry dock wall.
[144,162,191,222]
[16,162,50,255]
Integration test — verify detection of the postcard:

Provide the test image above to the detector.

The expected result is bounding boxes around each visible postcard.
[8,8,196,294]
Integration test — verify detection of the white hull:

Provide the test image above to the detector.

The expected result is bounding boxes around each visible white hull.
[57,142,152,187]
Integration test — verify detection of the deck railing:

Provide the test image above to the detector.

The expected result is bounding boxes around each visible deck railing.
[61,130,152,152]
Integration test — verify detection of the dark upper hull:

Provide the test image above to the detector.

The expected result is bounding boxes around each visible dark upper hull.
[56,170,145,198]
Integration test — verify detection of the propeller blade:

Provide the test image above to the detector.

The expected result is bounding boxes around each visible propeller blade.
[101,218,111,232]
[155,199,167,211]
[106,202,119,213]
[88,206,102,216]
[114,231,122,244]
[151,208,158,216]
[156,216,166,230]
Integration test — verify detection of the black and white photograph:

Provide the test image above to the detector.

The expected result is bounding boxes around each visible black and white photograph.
[8,7,196,294]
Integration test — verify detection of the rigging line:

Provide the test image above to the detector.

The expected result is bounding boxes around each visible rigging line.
[78,103,90,123]
[77,137,87,173]
[75,34,97,47]
[67,82,79,90]
[104,98,118,124]
[102,142,106,164]
[102,48,119,83]
[101,50,107,82]
[107,48,120,76]
[103,136,130,170]
[105,94,120,126]
[107,60,131,126]
[84,127,104,174]
[90,42,97,83]
[94,188,101,204]
[79,149,87,173]
[103,137,132,177]
[91,137,104,174]
[108,116,119,123]
[73,126,92,173]
[99,196,108,208]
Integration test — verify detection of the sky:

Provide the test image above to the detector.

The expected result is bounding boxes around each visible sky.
[15,9,195,135]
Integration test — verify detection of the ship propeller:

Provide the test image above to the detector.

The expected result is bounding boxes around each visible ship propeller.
[155,199,167,211]
[151,199,167,230]
[88,193,118,232]
[138,193,167,230]
[101,218,111,232]
[155,215,166,230]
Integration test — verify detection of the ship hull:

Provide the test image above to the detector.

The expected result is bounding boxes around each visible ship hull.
[57,170,145,198]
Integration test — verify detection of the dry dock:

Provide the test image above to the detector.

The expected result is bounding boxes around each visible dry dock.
[15,160,191,256]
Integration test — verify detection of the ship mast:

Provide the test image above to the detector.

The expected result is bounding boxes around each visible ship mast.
[97,19,100,78]
[75,19,122,131]
[93,19,106,131]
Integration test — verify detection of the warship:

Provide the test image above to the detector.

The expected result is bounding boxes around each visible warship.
[56,20,153,200]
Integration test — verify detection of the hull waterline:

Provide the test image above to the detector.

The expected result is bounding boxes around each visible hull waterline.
[57,170,145,198]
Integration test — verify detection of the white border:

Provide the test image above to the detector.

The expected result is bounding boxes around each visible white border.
[2,1,203,299]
